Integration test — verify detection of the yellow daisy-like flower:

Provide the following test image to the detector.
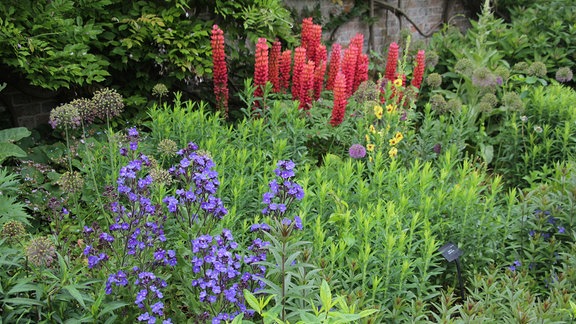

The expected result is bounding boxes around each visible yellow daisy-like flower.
[394,131,403,141]
[369,124,376,134]
[394,78,403,87]
[365,134,371,143]
[386,104,396,114]
[373,105,383,120]
[389,137,398,146]
[388,147,398,158]
[367,144,375,152]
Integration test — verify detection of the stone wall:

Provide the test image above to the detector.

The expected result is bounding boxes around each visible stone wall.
[0,81,59,129]
[285,0,469,52]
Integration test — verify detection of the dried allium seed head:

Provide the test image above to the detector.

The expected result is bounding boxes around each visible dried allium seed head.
[92,88,125,120]
[26,236,56,267]
[1,220,26,243]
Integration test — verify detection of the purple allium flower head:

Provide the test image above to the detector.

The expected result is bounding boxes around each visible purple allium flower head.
[349,144,366,159]
[555,67,573,83]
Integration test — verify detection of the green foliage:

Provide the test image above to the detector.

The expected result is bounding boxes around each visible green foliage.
[0,168,30,226]
[0,0,296,112]
[0,127,31,164]
[0,0,110,90]
[493,84,576,187]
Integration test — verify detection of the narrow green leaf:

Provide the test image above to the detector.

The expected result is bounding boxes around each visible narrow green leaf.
[243,289,261,313]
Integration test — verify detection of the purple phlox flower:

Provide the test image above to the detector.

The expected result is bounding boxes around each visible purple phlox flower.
[294,216,303,230]
[250,223,271,232]
[99,232,115,243]
[275,160,296,179]
[281,218,291,227]
[151,301,164,316]
[508,260,522,272]
[83,226,94,234]
[120,147,128,156]
[558,226,565,234]
[130,141,138,151]
[128,127,139,137]
[83,245,92,256]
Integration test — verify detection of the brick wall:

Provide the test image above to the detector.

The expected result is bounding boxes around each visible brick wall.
[0,83,59,129]
[285,0,469,52]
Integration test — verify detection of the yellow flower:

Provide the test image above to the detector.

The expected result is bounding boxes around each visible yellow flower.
[373,105,383,120]
[389,137,398,146]
[369,124,376,134]
[388,147,398,158]
[394,78,403,87]
[365,134,371,143]
[394,131,403,141]
[367,144,375,152]
[386,104,396,114]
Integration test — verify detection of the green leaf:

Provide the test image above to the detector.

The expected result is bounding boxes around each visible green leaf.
[0,127,30,143]
[243,289,261,313]
[64,285,87,308]
[319,280,332,311]
[0,143,27,163]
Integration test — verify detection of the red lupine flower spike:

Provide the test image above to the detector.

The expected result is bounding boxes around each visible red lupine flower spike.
[254,38,269,107]
[299,60,315,110]
[330,71,347,126]
[313,59,326,101]
[269,40,282,93]
[292,47,307,101]
[279,50,292,93]
[385,42,399,82]
[210,25,228,117]
[411,50,426,89]
[326,43,341,91]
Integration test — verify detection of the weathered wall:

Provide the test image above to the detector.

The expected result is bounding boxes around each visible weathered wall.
[285,0,469,52]
[0,82,58,129]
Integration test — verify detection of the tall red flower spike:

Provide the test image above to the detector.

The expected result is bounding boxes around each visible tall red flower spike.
[299,60,316,110]
[210,25,228,117]
[279,49,292,93]
[269,40,282,93]
[354,53,369,91]
[342,41,360,98]
[254,38,269,106]
[313,59,326,101]
[292,47,307,101]
[326,43,341,91]
[330,71,347,126]
[411,50,426,89]
[301,18,314,52]
[384,42,399,82]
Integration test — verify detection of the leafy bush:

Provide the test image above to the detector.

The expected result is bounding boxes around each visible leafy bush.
[493,84,576,187]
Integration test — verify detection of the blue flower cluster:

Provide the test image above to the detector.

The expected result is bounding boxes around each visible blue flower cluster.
[262,160,305,219]
[84,128,174,323]
[163,142,227,234]
[190,229,267,323]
